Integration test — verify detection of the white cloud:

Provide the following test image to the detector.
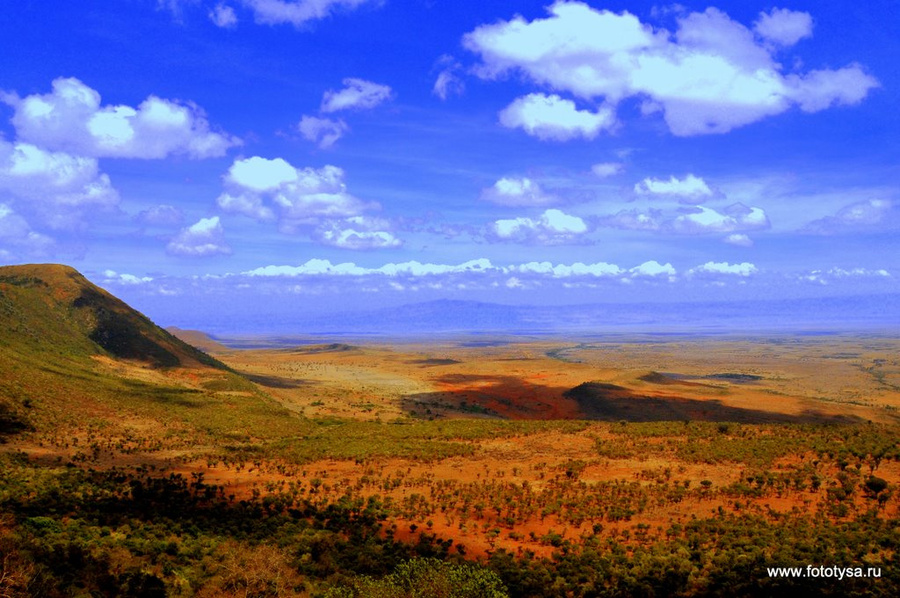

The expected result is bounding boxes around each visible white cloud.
[432,55,465,100]
[753,8,812,46]
[5,77,240,159]
[136,204,185,227]
[688,261,757,277]
[600,203,769,236]
[167,216,231,257]
[210,3,238,27]
[0,140,119,228]
[314,216,401,250]
[826,267,890,278]
[786,65,880,113]
[802,199,895,234]
[634,174,713,202]
[320,78,392,113]
[601,209,664,232]
[0,203,54,258]
[672,204,770,234]
[801,267,892,285]
[243,258,496,278]
[241,258,652,282]
[226,156,298,191]
[242,0,376,27]
[724,233,753,247]
[490,208,588,244]
[481,177,554,206]
[463,2,877,137]
[272,165,370,223]
[316,228,401,250]
[219,156,374,236]
[298,115,349,148]
[630,260,677,278]
[591,162,624,178]
[216,192,276,220]
[511,261,622,277]
[498,93,615,141]
[102,269,154,285]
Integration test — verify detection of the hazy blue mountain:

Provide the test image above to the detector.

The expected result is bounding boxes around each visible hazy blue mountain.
[180,293,900,338]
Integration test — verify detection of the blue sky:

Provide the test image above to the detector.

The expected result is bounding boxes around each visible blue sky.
[0,0,897,323]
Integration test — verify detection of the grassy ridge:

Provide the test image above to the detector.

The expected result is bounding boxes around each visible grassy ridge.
[0,264,226,369]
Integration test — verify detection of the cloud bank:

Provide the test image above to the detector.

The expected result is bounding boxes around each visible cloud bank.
[463,2,877,138]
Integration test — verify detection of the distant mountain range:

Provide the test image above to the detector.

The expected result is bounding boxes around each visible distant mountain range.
[201,294,900,338]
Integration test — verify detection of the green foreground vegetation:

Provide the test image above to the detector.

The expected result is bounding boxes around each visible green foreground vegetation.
[2,437,899,597]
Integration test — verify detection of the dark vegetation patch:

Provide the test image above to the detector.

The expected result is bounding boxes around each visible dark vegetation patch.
[77,289,182,368]
[402,374,575,420]
[0,402,32,440]
[289,343,356,354]
[458,340,510,348]
[640,371,763,385]
[565,381,860,424]
[408,358,462,367]
[638,371,714,386]
[238,372,317,389]
[0,274,49,288]
[704,373,764,382]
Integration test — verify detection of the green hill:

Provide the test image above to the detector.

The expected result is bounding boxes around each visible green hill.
[0,263,226,369]
[0,263,296,442]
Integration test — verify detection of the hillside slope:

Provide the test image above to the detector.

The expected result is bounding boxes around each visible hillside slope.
[0,264,226,369]
[0,264,287,441]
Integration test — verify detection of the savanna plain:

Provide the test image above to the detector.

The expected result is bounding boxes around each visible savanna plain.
[1,265,899,596]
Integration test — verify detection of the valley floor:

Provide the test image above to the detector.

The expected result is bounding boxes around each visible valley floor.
[3,334,900,596]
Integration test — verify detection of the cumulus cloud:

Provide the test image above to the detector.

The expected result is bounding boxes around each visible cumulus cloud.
[463,2,877,137]
[0,203,54,259]
[243,258,495,278]
[801,199,895,234]
[600,209,664,232]
[600,203,769,235]
[826,267,890,278]
[591,162,624,178]
[136,204,185,227]
[432,55,465,100]
[490,208,588,244]
[242,0,376,27]
[101,269,153,285]
[634,174,713,203]
[298,115,349,148]
[498,93,615,141]
[316,228,401,250]
[167,216,231,257]
[240,258,684,285]
[724,233,753,247]
[480,177,555,207]
[753,8,812,46]
[320,78,392,113]
[801,267,892,285]
[210,3,238,27]
[0,140,119,229]
[313,216,401,250]
[509,261,622,277]
[216,192,276,221]
[688,261,758,277]
[629,260,676,279]
[4,77,240,159]
[671,204,770,234]
[218,156,379,238]
[225,156,297,191]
